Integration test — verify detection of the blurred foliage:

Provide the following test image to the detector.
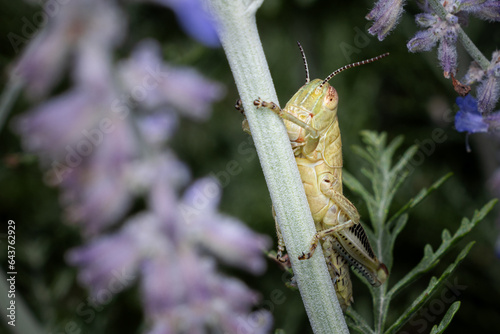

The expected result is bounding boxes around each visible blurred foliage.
[1,0,500,333]
[343,131,496,333]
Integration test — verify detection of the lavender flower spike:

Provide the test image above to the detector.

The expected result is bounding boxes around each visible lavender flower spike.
[437,29,458,79]
[117,40,225,121]
[407,1,462,78]
[476,51,500,113]
[366,0,406,41]
[13,0,124,98]
[407,28,440,52]
[181,177,271,274]
[462,0,500,22]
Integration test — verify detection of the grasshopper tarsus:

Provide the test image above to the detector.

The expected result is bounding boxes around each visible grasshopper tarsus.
[235,99,244,113]
[254,99,280,113]
[298,252,308,260]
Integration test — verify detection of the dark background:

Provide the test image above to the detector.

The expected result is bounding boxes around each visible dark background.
[1,0,500,333]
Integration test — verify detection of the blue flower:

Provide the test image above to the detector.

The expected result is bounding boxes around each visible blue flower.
[455,94,488,133]
[148,0,220,47]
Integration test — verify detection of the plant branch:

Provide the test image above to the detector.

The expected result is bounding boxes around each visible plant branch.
[203,0,349,333]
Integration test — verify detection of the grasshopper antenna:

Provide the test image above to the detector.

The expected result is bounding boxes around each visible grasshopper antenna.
[297,41,310,84]
[319,52,389,88]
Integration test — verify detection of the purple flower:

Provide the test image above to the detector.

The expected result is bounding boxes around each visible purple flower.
[463,60,485,85]
[437,29,458,78]
[407,27,440,52]
[59,119,139,235]
[143,252,273,334]
[66,218,141,296]
[14,89,109,163]
[117,40,225,120]
[13,1,269,331]
[366,0,406,41]
[13,86,141,236]
[478,74,500,113]
[461,0,500,21]
[406,0,500,78]
[484,111,500,132]
[143,251,273,333]
[407,1,462,78]
[147,152,190,225]
[180,178,271,274]
[144,0,220,47]
[463,51,500,113]
[137,112,179,145]
[13,0,124,98]
[455,94,488,133]
[69,178,272,332]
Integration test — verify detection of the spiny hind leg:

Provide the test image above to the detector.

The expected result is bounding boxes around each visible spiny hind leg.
[235,99,251,135]
[253,98,319,139]
[323,237,353,310]
[298,219,356,260]
[296,194,359,259]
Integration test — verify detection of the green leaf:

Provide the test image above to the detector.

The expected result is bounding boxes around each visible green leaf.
[351,145,376,166]
[389,144,418,177]
[343,132,496,334]
[388,173,452,228]
[343,170,375,208]
[430,301,461,334]
[384,243,473,334]
[388,199,497,298]
[346,307,375,334]
[382,213,408,271]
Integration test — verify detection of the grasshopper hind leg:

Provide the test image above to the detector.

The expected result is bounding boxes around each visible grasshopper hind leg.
[298,218,355,260]
[323,236,353,310]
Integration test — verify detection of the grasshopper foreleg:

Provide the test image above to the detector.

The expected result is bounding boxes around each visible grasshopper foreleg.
[254,98,320,140]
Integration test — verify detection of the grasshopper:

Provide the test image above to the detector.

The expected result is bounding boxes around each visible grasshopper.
[237,43,389,310]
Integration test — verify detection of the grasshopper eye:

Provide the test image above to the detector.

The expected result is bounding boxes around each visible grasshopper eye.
[324,86,338,110]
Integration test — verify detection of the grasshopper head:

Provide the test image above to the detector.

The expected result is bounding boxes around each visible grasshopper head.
[291,43,389,137]
[304,78,339,132]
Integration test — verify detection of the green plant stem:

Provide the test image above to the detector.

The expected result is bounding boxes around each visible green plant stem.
[203,1,349,333]
[427,0,490,70]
